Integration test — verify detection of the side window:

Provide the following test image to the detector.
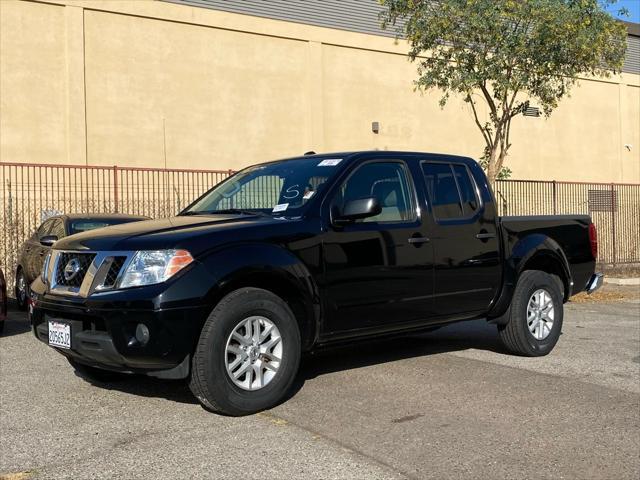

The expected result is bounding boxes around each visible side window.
[422,163,463,219]
[36,220,54,240]
[452,164,479,215]
[49,219,66,239]
[422,162,480,220]
[332,162,416,223]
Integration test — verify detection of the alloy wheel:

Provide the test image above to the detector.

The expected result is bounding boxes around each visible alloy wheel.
[527,288,555,340]
[224,316,283,391]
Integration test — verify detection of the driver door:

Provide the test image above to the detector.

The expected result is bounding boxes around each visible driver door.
[321,160,435,337]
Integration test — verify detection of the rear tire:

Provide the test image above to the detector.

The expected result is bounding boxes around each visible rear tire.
[498,270,563,357]
[189,288,301,416]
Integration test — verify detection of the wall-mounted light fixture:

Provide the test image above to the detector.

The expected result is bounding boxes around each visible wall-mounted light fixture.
[372,121,380,134]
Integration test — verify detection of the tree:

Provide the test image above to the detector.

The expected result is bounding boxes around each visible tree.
[380,0,628,183]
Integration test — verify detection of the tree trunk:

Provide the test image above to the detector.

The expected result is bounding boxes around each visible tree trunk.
[486,146,499,186]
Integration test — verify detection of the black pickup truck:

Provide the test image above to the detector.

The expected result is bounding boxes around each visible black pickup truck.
[30,151,602,415]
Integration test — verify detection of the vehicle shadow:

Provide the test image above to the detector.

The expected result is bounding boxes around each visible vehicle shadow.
[73,371,199,405]
[277,319,507,407]
[74,318,505,409]
[299,318,505,382]
[1,304,32,337]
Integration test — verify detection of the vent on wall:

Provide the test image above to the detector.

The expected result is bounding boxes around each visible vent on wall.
[523,106,541,117]
[588,189,617,212]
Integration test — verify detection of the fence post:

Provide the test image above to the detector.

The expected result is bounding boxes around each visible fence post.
[113,165,119,213]
[611,183,616,266]
[552,180,557,215]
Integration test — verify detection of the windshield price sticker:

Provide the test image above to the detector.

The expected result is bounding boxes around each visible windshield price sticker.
[272,203,289,213]
[318,159,342,167]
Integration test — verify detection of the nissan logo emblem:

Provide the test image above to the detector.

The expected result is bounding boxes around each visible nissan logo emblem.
[63,258,81,281]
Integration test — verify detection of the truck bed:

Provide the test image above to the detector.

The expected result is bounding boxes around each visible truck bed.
[499,215,595,295]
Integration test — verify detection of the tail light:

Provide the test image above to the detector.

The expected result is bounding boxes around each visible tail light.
[588,223,598,260]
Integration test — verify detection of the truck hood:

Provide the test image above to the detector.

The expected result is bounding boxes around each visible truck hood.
[53,214,298,255]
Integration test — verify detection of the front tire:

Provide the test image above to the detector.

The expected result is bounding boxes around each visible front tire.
[498,270,563,357]
[15,269,29,311]
[189,288,301,416]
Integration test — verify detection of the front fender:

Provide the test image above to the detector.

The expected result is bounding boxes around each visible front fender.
[199,243,321,348]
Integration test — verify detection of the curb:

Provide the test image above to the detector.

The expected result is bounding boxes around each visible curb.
[604,277,640,286]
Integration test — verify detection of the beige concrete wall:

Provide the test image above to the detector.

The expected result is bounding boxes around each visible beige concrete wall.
[0,0,68,165]
[84,9,310,170]
[1,0,639,182]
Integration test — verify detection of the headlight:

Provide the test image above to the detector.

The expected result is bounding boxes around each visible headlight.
[118,249,194,288]
[41,252,52,282]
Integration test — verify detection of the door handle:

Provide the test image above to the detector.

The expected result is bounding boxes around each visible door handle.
[475,232,496,239]
[408,237,430,244]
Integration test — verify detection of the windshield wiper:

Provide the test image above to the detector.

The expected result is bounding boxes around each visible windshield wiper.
[180,208,267,216]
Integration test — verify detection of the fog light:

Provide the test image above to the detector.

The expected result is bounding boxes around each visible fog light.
[135,323,150,346]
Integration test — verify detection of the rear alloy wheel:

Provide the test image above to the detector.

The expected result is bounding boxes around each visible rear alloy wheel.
[15,270,28,311]
[526,289,555,340]
[498,270,563,357]
[190,288,301,416]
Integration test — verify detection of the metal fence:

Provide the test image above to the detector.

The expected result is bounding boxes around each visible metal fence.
[1,162,233,291]
[1,162,639,293]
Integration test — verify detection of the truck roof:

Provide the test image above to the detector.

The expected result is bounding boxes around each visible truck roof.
[270,150,479,167]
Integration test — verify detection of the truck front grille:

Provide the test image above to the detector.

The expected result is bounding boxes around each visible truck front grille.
[54,252,96,288]
[48,250,133,297]
[102,256,127,289]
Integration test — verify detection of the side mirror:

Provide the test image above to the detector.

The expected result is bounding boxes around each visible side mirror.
[40,235,58,247]
[334,197,382,224]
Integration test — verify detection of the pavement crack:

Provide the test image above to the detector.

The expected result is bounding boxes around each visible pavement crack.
[259,411,418,480]
[391,414,424,424]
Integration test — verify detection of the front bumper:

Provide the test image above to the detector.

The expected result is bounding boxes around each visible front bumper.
[586,272,604,294]
[29,263,214,378]
[32,307,200,378]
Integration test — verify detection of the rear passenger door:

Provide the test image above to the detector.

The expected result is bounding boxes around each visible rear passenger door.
[421,161,501,318]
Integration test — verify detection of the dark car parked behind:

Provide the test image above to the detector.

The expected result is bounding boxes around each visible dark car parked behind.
[0,267,7,333]
[15,213,149,310]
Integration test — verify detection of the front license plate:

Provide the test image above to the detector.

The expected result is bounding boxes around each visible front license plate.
[48,321,71,349]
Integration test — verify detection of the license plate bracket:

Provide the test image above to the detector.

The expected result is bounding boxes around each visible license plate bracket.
[48,320,71,349]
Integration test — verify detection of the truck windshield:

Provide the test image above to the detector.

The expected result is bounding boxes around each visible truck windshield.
[182,157,344,216]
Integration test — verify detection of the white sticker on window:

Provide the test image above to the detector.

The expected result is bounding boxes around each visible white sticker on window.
[303,190,315,200]
[317,158,343,167]
[272,203,289,213]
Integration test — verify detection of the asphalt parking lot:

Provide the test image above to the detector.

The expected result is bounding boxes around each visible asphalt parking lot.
[1,293,639,479]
